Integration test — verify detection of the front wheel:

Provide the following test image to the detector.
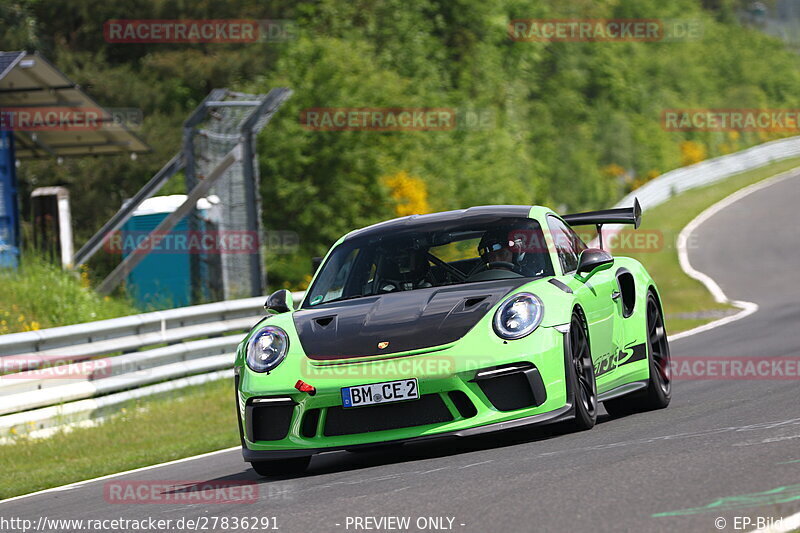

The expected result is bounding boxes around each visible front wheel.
[250,456,311,477]
[604,291,671,417]
[567,310,597,431]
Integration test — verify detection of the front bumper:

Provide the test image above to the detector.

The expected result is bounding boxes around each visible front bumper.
[237,325,571,461]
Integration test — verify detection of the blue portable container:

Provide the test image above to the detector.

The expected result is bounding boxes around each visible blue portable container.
[121,195,216,309]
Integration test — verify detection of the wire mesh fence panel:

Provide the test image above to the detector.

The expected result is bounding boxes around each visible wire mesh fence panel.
[193,93,262,300]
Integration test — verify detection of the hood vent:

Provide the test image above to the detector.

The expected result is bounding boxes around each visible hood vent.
[293,278,531,360]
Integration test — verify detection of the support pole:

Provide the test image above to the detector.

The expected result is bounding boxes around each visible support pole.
[97,145,242,295]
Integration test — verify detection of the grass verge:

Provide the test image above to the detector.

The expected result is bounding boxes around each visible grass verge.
[0,378,238,500]
[1,157,799,500]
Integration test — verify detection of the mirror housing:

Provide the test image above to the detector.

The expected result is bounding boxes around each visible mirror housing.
[575,248,614,282]
[265,289,294,314]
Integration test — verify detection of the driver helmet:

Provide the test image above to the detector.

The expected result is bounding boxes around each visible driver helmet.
[478,229,524,265]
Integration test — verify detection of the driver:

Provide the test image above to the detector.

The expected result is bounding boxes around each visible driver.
[478,229,522,271]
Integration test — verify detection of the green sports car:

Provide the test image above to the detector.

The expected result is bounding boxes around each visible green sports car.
[235,200,671,475]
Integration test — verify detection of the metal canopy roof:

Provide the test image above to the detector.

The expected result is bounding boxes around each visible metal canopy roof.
[0,51,149,158]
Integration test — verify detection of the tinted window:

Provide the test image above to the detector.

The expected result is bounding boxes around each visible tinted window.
[547,215,587,274]
[304,217,554,307]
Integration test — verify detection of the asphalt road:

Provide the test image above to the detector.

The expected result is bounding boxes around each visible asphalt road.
[2,172,800,533]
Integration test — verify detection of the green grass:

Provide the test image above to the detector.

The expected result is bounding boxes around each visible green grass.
[0,378,238,500]
[1,158,799,500]
[0,256,137,335]
[613,157,800,333]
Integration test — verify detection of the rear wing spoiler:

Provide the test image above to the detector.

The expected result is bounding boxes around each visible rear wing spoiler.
[562,198,641,229]
[561,198,641,249]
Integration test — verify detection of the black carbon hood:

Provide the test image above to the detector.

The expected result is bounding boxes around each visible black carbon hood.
[293,279,529,360]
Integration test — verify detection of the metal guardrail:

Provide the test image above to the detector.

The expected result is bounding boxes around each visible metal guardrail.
[603,136,800,236]
[0,370,233,441]
[0,292,304,437]
[0,296,265,367]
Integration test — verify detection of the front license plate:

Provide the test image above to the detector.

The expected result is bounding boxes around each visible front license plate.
[341,378,418,408]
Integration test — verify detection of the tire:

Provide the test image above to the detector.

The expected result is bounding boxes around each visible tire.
[567,309,597,431]
[250,456,311,477]
[604,291,672,417]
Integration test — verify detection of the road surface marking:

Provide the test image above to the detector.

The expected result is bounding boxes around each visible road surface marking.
[0,445,239,506]
[671,167,800,341]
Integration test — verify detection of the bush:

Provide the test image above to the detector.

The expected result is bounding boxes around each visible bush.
[0,256,137,333]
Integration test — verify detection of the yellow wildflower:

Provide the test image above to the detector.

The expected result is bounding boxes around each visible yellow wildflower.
[679,140,706,166]
[381,171,430,217]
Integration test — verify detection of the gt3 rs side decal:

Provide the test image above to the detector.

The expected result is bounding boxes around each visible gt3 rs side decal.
[594,342,647,377]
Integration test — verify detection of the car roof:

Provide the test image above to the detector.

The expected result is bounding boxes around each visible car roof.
[343,205,538,242]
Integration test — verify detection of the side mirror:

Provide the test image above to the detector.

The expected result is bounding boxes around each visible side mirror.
[575,248,614,282]
[311,256,323,276]
[265,289,294,314]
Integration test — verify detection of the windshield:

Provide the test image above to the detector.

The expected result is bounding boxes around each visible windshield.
[304,217,554,307]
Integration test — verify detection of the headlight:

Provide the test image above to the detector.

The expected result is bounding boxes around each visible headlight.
[493,293,543,340]
[246,326,289,373]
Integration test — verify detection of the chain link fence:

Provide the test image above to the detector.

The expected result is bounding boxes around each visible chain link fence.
[190,90,289,300]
